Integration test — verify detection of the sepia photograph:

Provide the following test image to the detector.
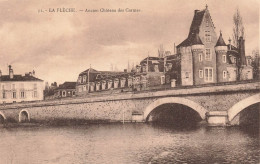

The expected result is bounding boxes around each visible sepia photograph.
[0,0,259,163]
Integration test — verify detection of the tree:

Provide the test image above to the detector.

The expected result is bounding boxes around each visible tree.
[251,49,260,79]
[232,8,245,47]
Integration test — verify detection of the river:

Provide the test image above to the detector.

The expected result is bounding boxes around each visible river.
[0,123,258,164]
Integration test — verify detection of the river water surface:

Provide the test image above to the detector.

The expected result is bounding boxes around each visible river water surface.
[0,123,259,164]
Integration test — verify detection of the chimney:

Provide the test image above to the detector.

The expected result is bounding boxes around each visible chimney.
[194,10,199,14]
[0,70,2,77]
[29,72,32,76]
[9,65,14,79]
[239,37,246,66]
[32,70,35,76]
[228,38,231,50]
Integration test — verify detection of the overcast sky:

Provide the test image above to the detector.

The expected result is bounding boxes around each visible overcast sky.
[0,0,259,84]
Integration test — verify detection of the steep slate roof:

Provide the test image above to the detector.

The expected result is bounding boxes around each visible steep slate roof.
[79,68,100,75]
[57,82,76,90]
[215,32,226,46]
[191,33,203,45]
[97,72,135,80]
[142,57,163,61]
[177,9,206,48]
[0,75,43,82]
[188,10,206,38]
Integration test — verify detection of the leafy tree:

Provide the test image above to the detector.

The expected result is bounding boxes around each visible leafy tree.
[232,8,244,48]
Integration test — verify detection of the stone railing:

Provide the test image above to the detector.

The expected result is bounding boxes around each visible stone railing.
[0,80,259,110]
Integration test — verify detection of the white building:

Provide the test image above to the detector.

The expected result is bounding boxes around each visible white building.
[0,65,44,104]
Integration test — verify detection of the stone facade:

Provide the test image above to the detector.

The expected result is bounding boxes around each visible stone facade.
[0,65,44,104]
[174,6,252,86]
[76,68,149,96]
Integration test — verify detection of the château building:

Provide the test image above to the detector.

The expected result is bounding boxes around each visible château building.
[76,65,167,96]
[76,68,149,96]
[138,5,253,86]
[0,65,44,104]
[76,5,253,96]
[173,5,252,86]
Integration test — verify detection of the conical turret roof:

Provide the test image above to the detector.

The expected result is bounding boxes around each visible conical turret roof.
[215,31,226,47]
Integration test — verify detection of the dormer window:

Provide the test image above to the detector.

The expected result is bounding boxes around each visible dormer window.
[78,76,82,83]
[83,75,87,83]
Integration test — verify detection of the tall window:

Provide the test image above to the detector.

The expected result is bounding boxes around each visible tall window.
[21,91,25,98]
[33,91,37,98]
[12,92,16,99]
[205,49,211,61]
[234,57,237,64]
[204,67,213,82]
[199,53,203,62]
[205,31,211,42]
[223,71,227,79]
[161,76,165,84]
[199,70,203,78]
[222,55,226,63]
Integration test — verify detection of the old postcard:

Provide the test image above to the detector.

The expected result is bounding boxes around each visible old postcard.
[0,0,259,163]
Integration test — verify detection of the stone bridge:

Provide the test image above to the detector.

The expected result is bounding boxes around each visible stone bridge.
[0,81,259,126]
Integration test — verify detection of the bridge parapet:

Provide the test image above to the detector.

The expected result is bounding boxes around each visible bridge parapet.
[0,81,259,110]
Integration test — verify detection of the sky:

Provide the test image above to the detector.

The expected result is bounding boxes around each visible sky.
[0,0,259,84]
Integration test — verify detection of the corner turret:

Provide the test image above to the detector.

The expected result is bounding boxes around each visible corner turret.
[191,33,204,50]
[215,31,230,83]
[215,31,227,51]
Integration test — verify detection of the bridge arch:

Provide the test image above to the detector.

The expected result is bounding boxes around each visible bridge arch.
[143,97,207,121]
[19,109,30,123]
[0,111,6,123]
[228,93,260,122]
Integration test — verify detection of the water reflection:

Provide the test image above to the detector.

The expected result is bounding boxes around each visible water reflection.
[0,123,258,164]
